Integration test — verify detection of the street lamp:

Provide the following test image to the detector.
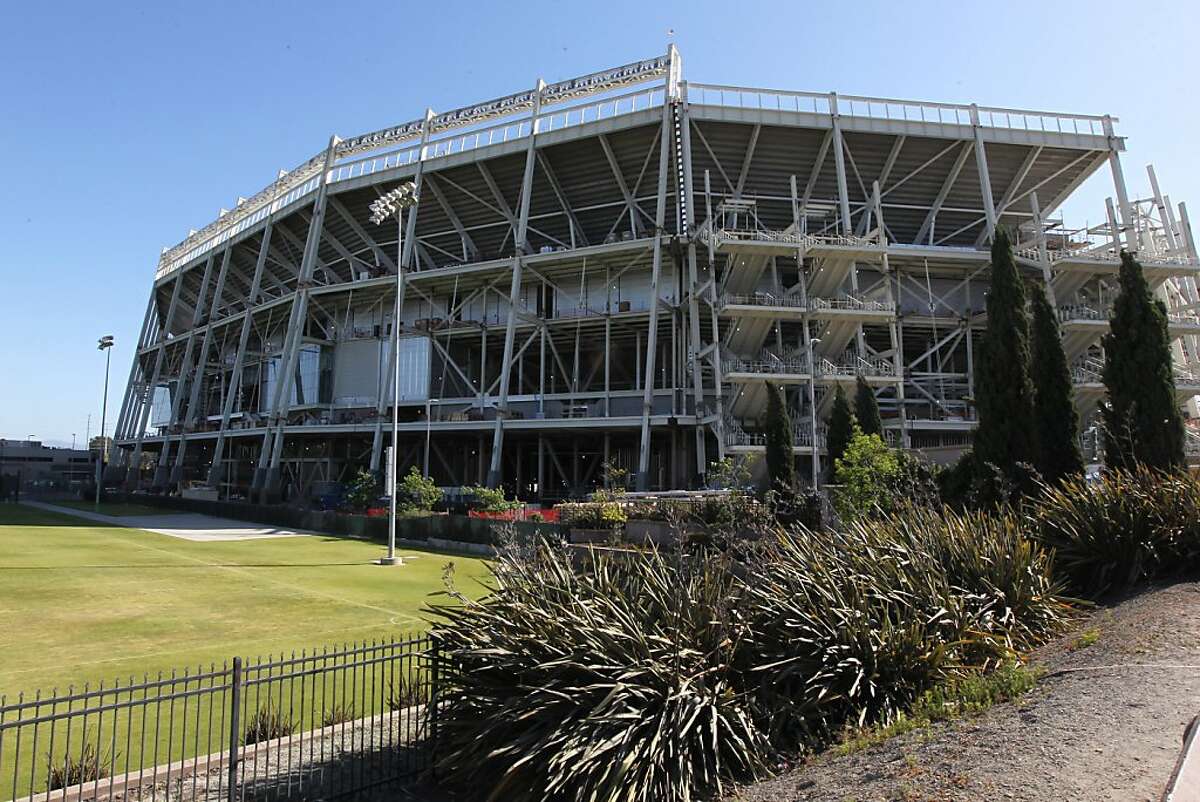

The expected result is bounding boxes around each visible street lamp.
[96,335,115,511]
[370,182,419,566]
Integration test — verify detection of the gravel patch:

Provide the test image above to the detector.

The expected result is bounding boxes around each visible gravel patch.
[725,581,1200,802]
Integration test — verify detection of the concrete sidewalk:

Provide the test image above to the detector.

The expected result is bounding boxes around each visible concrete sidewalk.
[22,501,315,542]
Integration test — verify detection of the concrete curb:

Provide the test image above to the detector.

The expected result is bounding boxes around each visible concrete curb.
[1162,713,1200,802]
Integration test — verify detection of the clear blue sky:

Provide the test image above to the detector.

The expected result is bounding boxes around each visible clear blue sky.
[2,0,1196,446]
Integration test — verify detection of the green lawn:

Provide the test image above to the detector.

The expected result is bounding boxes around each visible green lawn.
[0,503,491,697]
[49,500,166,516]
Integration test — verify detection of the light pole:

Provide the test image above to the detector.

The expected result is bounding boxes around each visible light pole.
[96,335,114,511]
[423,398,440,478]
[369,182,419,566]
[806,334,822,488]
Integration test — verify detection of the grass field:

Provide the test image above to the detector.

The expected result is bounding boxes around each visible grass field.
[0,503,491,698]
[48,500,166,516]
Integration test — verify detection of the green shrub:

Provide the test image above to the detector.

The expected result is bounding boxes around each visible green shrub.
[429,547,765,802]
[428,503,1068,801]
[243,705,295,745]
[463,484,519,513]
[46,735,113,791]
[1030,466,1200,596]
[321,704,356,727]
[344,468,377,512]
[744,506,1066,747]
[832,431,899,520]
[397,467,441,512]
[556,501,626,529]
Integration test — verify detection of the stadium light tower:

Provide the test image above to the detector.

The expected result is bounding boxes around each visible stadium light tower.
[96,335,114,512]
[370,182,418,566]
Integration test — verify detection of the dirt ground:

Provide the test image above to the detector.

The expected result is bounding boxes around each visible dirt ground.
[725,582,1200,802]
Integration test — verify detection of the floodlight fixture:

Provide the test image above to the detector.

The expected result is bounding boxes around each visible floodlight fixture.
[368,182,419,225]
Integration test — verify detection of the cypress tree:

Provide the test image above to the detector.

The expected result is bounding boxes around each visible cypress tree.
[854,375,883,437]
[974,227,1037,477]
[1030,284,1084,483]
[1102,250,1185,472]
[763,382,796,493]
[826,384,857,479]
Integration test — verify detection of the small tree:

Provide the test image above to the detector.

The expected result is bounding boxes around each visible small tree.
[825,384,856,479]
[344,468,378,512]
[763,382,795,494]
[1102,251,1185,472]
[1030,284,1084,483]
[832,430,899,521]
[854,375,883,437]
[706,455,756,491]
[397,467,441,512]
[974,227,1037,479]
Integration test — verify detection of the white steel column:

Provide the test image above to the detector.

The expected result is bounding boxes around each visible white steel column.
[207,216,277,488]
[1104,115,1139,252]
[172,246,233,484]
[636,59,678,490]
[488,80,544,488]
[830,93,852,235]
[153,251,217,487]
[257,138,340,500]
[125,270,186,487]
[970,105,998,242]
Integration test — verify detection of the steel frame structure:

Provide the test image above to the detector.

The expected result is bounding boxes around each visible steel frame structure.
[112,47,1200,502]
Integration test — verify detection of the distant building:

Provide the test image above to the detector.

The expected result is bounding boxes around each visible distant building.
[0,439,95,490]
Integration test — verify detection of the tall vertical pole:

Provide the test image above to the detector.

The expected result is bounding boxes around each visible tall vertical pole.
[636,53,679,490]
[385,207,404,566]
[488,79,545,488]
[95,345,112,511]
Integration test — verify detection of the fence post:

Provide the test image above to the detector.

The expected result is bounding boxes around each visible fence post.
[427,635,439,777]
[226,656,242,802]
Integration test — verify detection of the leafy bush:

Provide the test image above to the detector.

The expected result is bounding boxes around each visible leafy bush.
[832,432,899,520]
[1030,466,1200,596]
[397,467,441,512]
[555,501,626,529]
[243,705,295,745]
[428,503,1068,801]
[463,484,519,513]
[344,468,377,512]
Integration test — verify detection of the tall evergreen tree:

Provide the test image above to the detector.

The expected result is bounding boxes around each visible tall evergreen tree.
[763,382,796,493]
[826,384,857,479]
[974,227,1037,477]
[854,375,883,437]
[1102,250,1185,471]
[1030,284,1084,483]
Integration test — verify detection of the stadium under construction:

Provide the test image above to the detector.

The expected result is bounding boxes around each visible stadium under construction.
[110,47,1200,502]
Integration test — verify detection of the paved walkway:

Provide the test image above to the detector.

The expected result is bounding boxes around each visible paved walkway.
[23,501,315,542]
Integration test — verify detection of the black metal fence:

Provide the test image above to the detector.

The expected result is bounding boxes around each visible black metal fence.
[0,635,438,802]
